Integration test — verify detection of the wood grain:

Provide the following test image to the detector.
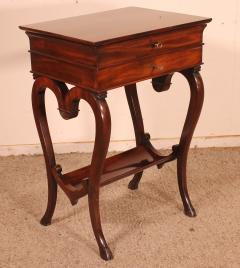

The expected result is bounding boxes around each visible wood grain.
[20,7,211,261]
[19,7,211,46]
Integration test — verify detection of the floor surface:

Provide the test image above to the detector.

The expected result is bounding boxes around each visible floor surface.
[1,148,240,268]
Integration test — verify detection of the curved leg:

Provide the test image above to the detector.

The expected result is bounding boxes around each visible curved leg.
[87,93,113,260]
[32,79,68,225]
[178,67,204,217]
[125,84,145,190]
[33,77,112,259]
[40,172,57,226]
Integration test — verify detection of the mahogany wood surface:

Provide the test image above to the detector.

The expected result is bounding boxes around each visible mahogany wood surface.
[20,7,211,261]
[19,7,211,92]
[125,84,145,190]
[19,7,211,45]
[58,145,177,201]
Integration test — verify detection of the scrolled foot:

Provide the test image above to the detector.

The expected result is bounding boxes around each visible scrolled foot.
[99,245,113,261]
[40,216,52,226]
[128,172,143,190]
[184,206,197,217]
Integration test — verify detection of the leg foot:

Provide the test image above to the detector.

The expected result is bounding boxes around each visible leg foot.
[40,216,52,226]
[88,184,114,261]
[99,244,113,261]
[184,206,196,217]
[177,156,197,218]
[39,175,57,225]
[128,172,143,190]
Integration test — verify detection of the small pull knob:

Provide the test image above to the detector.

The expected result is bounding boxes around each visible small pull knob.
[152,41,163,48]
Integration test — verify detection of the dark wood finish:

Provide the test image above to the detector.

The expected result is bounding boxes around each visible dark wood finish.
[32,77,112,259]
[31,78,66,225]
[152,73,174,92]
[28,24,204,69]
[97,46,202,90]
[125,84,145,190]
[19,7,211,45]
[97,25,205,67]
[178,67,204,216]
[56,145,177,200]
[19,7,211,92]
[150,67,204,217]
[20,7,211,261]
[29,45,202,91]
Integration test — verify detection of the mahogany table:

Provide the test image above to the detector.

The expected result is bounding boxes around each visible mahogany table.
[19,7,211,261]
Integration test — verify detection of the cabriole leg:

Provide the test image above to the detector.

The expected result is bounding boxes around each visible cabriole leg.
[87,92,113,260]
[31,78,68,225]
[177,67,204,217]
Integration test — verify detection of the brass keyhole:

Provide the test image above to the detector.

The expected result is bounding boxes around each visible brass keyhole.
[152,41,163,48]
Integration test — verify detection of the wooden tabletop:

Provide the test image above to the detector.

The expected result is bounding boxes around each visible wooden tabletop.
[19,7,211,46]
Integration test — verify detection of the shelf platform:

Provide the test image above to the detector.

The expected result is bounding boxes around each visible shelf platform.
[52,144,178,204]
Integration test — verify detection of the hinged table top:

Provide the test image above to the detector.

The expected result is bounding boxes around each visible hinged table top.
[19,7,211,46]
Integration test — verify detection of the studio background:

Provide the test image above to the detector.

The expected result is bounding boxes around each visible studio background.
[1,0,239,155]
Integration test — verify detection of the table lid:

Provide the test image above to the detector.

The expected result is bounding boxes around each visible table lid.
[19,7,212,46]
